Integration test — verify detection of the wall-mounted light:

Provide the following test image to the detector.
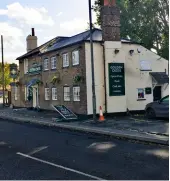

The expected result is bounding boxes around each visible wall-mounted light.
[129,49,134,56]
[56,53,60,56]
[114,49,120,54]
[78,45,82,49]
[137,47,141,53]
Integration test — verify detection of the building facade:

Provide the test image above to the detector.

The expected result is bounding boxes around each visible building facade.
[11,28,169,115]
[11,1,169,115]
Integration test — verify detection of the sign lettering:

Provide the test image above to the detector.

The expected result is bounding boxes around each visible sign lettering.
[108,63,125,96]
[52,105,77,120]
[29,65,42,74]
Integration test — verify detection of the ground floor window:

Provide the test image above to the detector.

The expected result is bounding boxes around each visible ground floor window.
[137,88,145,99]
[64,87,70,101]
[52,88,57,100]
[73,86,80,101]
[25,86,29,101]
[45,88,50,100]
[14,86,18,101]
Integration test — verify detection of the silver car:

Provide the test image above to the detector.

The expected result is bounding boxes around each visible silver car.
[145,95,169,119]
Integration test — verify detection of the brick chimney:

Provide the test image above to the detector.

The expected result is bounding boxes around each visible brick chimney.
[101,0,120,41]
[26,28,38,52]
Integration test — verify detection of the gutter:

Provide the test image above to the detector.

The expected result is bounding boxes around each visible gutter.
[102,43,107,114]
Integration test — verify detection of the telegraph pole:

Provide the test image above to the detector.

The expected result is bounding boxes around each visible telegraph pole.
[1,35,5,107]
[88,0,97,122]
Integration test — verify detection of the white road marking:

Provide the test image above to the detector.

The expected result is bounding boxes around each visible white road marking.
[17,152,106,180]
[26,146,48,156]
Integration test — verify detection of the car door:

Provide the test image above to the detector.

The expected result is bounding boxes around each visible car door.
[156,96,169,118]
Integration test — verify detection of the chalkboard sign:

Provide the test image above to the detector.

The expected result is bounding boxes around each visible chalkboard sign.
[52,105,78,120]
[108,63,125,96]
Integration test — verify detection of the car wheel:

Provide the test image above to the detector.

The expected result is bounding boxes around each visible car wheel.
[146,108,156,119]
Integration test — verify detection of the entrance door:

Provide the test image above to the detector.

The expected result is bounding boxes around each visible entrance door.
[33,87,38,108]
[153,86,162,101]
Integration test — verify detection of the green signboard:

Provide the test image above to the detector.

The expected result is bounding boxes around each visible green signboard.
[29,65,42,74]
[145,87,152,94]
[108,63,125,96]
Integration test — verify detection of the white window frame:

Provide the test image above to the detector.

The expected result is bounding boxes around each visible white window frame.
[73,86,80,101]
[24,59,28,74]
[72,50,79,66]
[63,53,69,68]
[14,86,18,101]
[25,86,29,101]
[45,88,50,100]
[44,58,49,70]
[51,56,57,70]
[64,87,70,101]
[137,88,145,100]
[52,88,57,100]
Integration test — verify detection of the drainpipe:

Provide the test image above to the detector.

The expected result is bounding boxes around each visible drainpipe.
[102,42,107,114]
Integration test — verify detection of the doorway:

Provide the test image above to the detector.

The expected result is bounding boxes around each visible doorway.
[32,86,38,108]
[153,86,162,101]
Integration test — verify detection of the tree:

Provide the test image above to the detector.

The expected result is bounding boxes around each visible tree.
[0,63,13,89]
[93,0,169,60]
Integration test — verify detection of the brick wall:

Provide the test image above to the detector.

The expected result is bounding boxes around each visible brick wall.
[40,43,87,114]
[16,43,87,115]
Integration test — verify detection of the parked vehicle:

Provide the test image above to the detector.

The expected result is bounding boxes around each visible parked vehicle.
[145,95,169,119]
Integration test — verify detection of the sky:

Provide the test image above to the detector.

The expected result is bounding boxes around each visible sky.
[0,0,98,64]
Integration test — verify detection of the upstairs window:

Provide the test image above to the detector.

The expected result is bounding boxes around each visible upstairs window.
[24,59,28,74]
[44,58,49,70]
[63,53,69,68]
[72,50,79,66]
[51,56,57,69]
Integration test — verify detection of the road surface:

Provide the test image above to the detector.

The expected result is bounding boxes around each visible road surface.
[0,119,168,180]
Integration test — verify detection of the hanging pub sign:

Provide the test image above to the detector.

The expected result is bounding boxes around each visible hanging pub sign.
[108,63,125,96]
[9,63,18,79]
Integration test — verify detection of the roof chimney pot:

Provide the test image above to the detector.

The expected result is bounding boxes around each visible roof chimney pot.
[32,28,35,36]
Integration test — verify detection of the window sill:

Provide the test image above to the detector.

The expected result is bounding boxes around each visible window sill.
[51,68,57,71]
[62,66,69,69]
[137,99,146,101]
[43,69,49,72]
[64,100,71,102]
[72,63,80,67]
[140,70,152,71]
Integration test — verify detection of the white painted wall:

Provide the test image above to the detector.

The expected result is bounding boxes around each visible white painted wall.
[104,41,127,113]
[85,42,105,115]
[85,41,169,114]
[122,44,169,111]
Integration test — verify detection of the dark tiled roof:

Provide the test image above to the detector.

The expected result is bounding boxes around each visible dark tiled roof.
[150,72,169,84]
[16,36,68,60]
[16,28,140,60]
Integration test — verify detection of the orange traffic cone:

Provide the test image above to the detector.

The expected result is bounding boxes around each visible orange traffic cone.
[99,106,105,122]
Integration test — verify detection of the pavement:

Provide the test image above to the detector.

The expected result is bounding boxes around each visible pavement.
[0,120,168,180]
[0,108,169,145]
